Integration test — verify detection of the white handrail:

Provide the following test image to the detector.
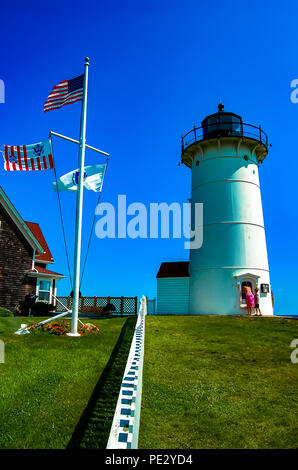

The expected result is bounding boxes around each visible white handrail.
[106,295,147,449]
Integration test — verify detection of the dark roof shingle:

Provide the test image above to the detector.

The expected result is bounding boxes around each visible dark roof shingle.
[156,261,190,278]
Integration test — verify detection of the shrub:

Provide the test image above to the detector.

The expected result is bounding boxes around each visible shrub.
[16,300,29,316]
[15,299,55,316]
[0,307,14,317]
[31,302,55,316]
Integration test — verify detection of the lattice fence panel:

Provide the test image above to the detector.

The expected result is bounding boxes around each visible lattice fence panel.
[56,296,138,315]
[96,297,108,308]
[109,298,122,314]
[80,297,100,314]
[55,297,70,312]
[123,297,138,314]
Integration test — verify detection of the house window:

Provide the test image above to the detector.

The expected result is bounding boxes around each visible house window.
[38,280,51,303]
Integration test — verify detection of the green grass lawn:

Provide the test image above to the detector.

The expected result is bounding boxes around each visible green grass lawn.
[139,315,298,449]
[69,315,137,449]
[0,315,128,449]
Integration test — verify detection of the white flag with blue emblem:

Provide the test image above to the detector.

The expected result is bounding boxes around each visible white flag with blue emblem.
[53,164,106,192]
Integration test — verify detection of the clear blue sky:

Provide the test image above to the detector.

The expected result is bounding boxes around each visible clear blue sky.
[1,0,297,314]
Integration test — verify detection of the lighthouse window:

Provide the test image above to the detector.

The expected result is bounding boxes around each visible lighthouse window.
[205,116,218,135]
[203,114,242,138]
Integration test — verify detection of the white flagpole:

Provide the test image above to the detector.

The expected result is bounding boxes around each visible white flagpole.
[68,57,89,337]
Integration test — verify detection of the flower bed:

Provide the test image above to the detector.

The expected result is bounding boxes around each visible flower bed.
[31,320,99,336]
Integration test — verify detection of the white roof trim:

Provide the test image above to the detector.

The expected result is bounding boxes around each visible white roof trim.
[234,272,260,280]
[35,259,55,265]
[28,271,65,279]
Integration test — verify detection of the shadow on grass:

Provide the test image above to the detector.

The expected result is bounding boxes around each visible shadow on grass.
[67,315,137,449]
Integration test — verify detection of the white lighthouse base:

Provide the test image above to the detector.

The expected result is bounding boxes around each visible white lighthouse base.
[189,268,273,316]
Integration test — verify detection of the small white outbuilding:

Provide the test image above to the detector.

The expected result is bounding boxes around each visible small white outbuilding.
[156,261,190,315]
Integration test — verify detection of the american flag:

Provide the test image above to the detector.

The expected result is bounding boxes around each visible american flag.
[43,74,84,113]
[2,140,54,171]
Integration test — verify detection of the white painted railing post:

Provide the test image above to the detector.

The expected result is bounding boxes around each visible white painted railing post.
[107,295,147,449]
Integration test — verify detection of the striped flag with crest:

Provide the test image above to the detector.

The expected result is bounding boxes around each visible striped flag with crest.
[44,74,84,112]
[2,139,54,171]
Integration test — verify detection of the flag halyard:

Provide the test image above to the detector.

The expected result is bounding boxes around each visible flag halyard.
[44,74,84,113]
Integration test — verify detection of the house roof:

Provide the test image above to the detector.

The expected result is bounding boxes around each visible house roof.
[0,186,44,254]
[156,261,190,278]
[28,265,65,278]
[25,221,54,263]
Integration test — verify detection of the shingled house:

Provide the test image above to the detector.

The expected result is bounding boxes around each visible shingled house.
[0,186,64,312]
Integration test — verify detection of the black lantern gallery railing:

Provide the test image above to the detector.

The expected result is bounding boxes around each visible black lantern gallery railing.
[182,121,268,152]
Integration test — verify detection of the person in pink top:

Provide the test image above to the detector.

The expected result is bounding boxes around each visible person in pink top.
[244,286,255,316]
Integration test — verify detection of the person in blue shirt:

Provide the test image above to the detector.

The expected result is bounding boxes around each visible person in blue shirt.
[254,287,262,316]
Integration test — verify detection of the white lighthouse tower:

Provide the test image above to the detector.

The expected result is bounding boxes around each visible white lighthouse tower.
[181,104,273,316]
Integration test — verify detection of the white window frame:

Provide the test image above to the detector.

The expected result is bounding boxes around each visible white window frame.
[234,273,260,309]
[36,279,53,304]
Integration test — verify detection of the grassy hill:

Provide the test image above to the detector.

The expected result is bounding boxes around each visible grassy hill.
[139,315,298,449]
[0,316,130,449]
